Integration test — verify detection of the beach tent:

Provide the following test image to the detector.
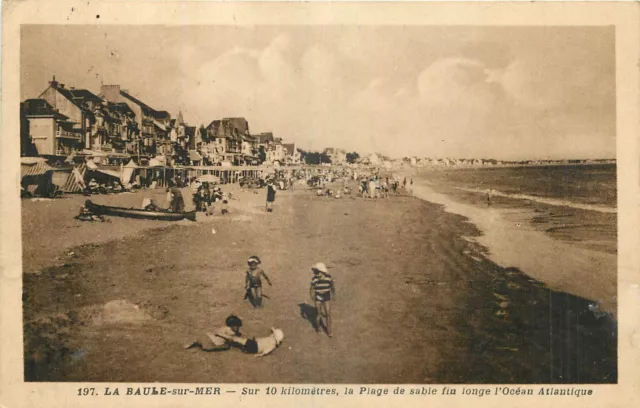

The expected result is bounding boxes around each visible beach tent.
[121,159,138,185]
[58,162,87,193]
[20,157,56,196]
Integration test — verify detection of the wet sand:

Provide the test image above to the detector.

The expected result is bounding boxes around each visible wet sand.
[22,182,617,383]
[410,173,617,315]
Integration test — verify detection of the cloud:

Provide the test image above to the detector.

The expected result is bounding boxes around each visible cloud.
[172,31,613,159]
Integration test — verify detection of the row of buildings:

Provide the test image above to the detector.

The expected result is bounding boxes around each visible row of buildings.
[20,77,301,167]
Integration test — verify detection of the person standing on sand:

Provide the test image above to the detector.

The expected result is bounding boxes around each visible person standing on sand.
[403,177,407,189]
[266,180,277,212]
[309,262,335,337]
[168,187,185,213]
[245,256,272,308]
[368,178,377,199]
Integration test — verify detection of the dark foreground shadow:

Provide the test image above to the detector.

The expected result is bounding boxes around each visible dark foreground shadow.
[437,264,618,384]
[298,302,318,331]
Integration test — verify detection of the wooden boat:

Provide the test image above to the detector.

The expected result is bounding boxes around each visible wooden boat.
[86,200,197,221]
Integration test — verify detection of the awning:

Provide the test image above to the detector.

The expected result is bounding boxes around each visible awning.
[21,161,54,177]
[20,157,48,165]
[124,159,138,169]
[189,150,203,161]
[95,168,122,179]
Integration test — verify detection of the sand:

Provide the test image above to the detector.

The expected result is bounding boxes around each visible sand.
[21,180,617,383]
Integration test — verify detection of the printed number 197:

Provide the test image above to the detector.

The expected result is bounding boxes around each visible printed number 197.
[77,388,97,396]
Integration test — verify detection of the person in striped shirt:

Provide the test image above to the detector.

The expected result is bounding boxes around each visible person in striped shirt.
[309,262,335,337]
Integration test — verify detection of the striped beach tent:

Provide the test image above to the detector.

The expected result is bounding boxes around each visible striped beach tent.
[59,162,87,193]
[20,158,54,195]
[20,157,53,178]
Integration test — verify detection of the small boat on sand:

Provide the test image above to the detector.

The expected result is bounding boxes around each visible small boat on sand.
[85,200,197,221]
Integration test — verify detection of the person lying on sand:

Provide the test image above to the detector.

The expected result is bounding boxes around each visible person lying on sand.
[75,201,108,222]
[224,328,285,357]
[184,315,245,351]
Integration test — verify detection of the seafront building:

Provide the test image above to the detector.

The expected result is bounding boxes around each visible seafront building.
[20,77,306,167]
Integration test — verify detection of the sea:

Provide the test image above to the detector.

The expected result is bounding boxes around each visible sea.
[415,163,617,254]
[420,163,617,210]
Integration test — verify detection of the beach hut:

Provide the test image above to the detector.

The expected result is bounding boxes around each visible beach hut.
[20,157,56,197]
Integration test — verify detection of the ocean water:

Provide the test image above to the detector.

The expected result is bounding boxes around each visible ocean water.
[419,164,617,208]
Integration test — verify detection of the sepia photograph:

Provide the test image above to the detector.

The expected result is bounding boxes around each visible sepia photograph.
[16,23,618,384]
[2,2,640,407]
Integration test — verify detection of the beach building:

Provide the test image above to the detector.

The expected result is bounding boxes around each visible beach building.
[324,148,347,165]
[100,84,171,160]
[20,98,80,157]
[38,77,99,151]
[268,138,286,164]
[256,132,286,165]
[204,117,252,165]
[283,143,301,165]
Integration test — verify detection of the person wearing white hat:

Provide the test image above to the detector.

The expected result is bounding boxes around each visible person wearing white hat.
[245,256,272,307]
[309,262,335,337]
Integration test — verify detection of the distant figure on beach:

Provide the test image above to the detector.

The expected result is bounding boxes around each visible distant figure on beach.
[266,180,277,212]
[184,315,245,352]
[403,177,407,189]
[245,256,272,308]
[75,200,108,222]
[309,262,335,337]
[368,179,377,199]
[168,187,185,213]
[487,189,494,206]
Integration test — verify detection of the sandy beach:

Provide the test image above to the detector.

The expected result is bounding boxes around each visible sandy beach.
[21,179,617,384]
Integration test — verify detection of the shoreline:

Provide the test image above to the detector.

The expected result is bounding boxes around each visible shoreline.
[407,179,617,316]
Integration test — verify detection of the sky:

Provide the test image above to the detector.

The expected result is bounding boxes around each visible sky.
[21,25,615,160]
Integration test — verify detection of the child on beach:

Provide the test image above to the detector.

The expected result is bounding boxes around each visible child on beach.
[266,180,277,212]
[184,314,245,351]
[245,256,272,307]
[309,262,335,337]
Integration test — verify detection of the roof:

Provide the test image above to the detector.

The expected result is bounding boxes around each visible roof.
[69,89,103,104]
[22,99,69,120]
[107,102,135,117]
[153,110,170,120]
[176,111,185,125]
[120,90,164,118]
[21,159,54,177]
[223,117,250,135]
[283,143,296,156]
[51,85,103,107]
[256,132,274,144]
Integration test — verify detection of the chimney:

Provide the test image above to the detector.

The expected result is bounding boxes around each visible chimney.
[100,84,121,103]
[49,75,58,87]
[59,84,65,89]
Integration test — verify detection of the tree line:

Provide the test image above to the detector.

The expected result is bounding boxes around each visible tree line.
[296,149,360,165]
